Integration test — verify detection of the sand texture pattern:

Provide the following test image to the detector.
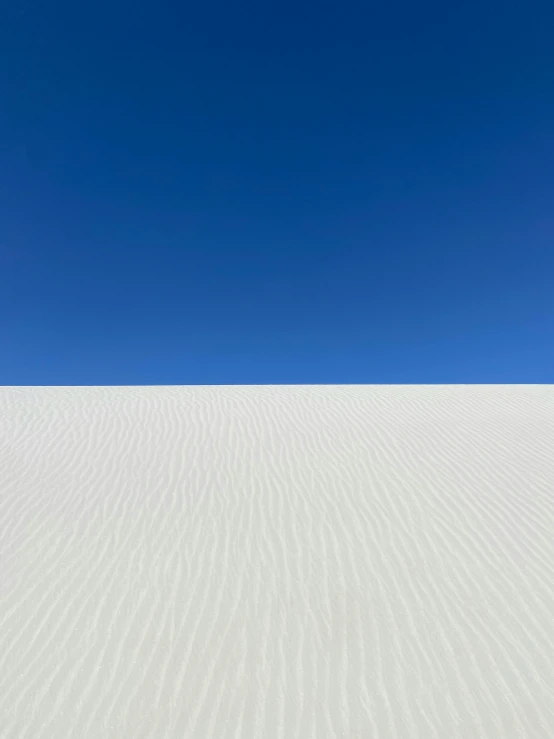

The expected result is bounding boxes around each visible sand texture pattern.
[1,385,553,738]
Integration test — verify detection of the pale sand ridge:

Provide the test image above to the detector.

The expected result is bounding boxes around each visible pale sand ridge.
[1,385,553,738]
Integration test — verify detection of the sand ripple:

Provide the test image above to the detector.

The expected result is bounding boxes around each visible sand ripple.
[1,385,553,737]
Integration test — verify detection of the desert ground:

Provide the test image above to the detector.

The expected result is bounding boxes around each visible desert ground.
[1,385,553,738]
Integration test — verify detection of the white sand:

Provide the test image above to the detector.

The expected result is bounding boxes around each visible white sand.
[1,385,553,738]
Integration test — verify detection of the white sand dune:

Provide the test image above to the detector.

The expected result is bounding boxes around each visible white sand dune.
[1,385,553,738]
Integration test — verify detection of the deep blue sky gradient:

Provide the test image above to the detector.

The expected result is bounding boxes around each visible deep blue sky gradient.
[1,0,553,384]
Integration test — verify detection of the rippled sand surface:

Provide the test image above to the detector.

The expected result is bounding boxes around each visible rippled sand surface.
[1,385,553,738]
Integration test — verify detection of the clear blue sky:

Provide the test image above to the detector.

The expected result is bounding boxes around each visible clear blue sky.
[1,1,553,385]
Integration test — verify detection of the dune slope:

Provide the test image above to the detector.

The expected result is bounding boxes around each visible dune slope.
[1,385,553,738]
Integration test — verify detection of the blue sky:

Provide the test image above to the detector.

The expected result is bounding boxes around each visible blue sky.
[1,1,553,385]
